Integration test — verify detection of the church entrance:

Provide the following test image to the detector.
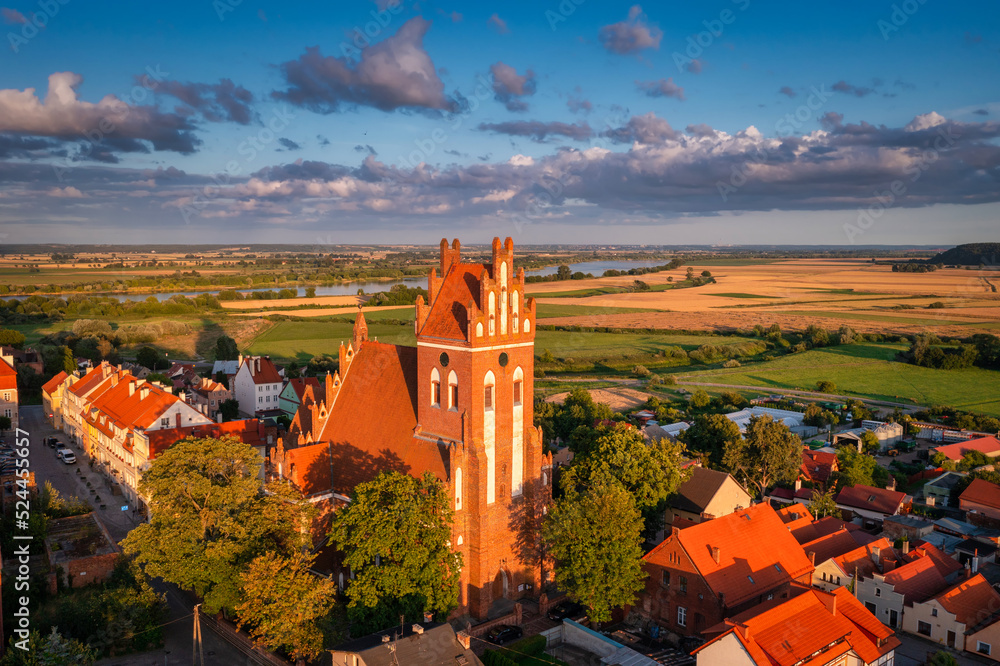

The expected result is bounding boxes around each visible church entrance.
[492,569,510,600]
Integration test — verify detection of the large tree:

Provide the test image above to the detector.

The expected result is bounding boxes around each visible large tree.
[723,415,802,499]
[329,471,461,633]
[214,334,240,361]
[122,436,313,613]
[237,553,337,662]
[560,423,686,512]
[682,413,742,467]
[835,448,888,489]
[543,480,647,624]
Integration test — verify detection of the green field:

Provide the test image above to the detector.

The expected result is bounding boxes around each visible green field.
[533,329,757,362]
[679,342,1000,415]
[247,319,413,361]
[708,293,781,299]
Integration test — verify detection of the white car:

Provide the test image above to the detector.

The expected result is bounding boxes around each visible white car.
[61,451,76,464]
[56,447,72,460]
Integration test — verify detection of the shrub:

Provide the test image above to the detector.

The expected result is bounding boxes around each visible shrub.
[722,359,741,368]
[632,364,651,378]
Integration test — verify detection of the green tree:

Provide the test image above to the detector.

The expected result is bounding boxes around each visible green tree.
[682,413,742,468]
[122,437,313,614]
[1,628,97,666]
[808,487,839,518]
[237,553,337,661]
[214,335,240,361]
[927,651,960,666]
[556,264,572,280]
[0,416,11,432]
[543,480,647,624]
[214,370,230,389]
[835,448,888,489]
[560,423,687,512]
[219,398,240,421]
[0,328,27,348]
[816,380,836,393]
[689,389,711,409]
[860,431,881,454]
[330,471,461,633]
[960,449,991,471]
[723,415,802,499]
[135,346,167,370]
[305,286,317,298]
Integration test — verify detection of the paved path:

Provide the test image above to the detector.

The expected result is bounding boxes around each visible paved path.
[19,405,254,666]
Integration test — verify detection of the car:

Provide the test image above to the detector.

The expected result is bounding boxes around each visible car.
[547,600,585,621]
[56,447,72,460]
[48,437,61,449]
[485,625,523,646]
[61,451,76,464]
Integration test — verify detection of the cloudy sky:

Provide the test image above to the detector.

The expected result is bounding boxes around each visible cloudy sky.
[0,0,998,245]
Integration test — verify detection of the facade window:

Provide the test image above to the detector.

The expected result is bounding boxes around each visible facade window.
[875,587,881,597]
[931,608,937,617]
[431,381,441,407]
[979,642,992,656]
[3,392,9,401]
[865,602,877,613]
[258,397,263,404]
[513,380,522,405]
[448,371,458,410]
[918,621,932,637]
[677,607,687,627]
[821,572,827,582]
[836,577,841,585]
[455,467,462,510]
[679,576,687,594]
[484,385,493,409]
[160,417,169,427]
[4,409,10,419]
[661,571,670,587]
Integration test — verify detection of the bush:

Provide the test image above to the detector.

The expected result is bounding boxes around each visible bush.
[722,359,741,368]
[632,364,651,377]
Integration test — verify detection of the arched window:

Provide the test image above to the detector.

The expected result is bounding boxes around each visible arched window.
[512,366,524,405]
[448,371,458,410]
[484,370,495,411]
[512,290,519,333]
[430,367,441,407]
[500,260,507,286]
[488,292,496,336]
[489,314,496,336]
[476,322,484,337]
[524,318,531,333]
[338,572,344,591]
[500,286,508,335]
[455,467,463,510]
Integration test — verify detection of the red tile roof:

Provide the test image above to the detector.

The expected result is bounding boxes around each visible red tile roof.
[801,528,867,566]
[418,263,485,341]
[800,449,838,484]
[776,502,813,531]
[647,503,814,607]
[961,478,1000,510]
[315,341,449,493]
[835,484,906,516]
[883,554,950,605]
[284,442,334,497]
[932,573,1000,628]
[242,356,282,385]
[933,436,1000,461]
[67,363,113,398]
[285,377,319,403]
[831,537,898,579]
[41,371,69,396]
[694,587,898,666]
[790,515,860,545]
[0,357,17,391]
[146,419,274,460]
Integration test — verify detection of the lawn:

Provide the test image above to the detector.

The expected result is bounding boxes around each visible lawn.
[534,304,657,318]
[246,319,413,361]
[533,329,758,363]
[679,342,1000,415]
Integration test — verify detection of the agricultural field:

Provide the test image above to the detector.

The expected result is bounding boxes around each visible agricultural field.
[678,342,1000,416]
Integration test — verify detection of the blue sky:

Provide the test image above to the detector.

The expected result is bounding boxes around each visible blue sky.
[0,0,998,245]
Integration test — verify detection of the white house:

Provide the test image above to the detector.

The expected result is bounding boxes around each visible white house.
[233,356,284,417]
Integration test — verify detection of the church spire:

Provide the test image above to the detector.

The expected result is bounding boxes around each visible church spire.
[352,305,369,349]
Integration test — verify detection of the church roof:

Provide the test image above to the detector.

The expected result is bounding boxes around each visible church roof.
[315,341,449,493]
[419,263,486,342]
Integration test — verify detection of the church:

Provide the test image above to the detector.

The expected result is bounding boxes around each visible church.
[272,237,553,619]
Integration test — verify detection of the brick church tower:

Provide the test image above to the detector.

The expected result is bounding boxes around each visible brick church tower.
[414,237,549,618]
[277,237,551,620]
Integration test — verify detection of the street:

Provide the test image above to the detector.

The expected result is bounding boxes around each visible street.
[18,405,256,666]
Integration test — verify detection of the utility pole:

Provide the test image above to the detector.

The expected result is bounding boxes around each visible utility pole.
[192,604,204,666]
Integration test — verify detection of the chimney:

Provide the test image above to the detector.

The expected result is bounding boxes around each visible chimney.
[794,478,802,492]
[140,386,150,400]
[111,373,119,387]
[423,612,433,623]
[886,476,897,491]
[457,631,471,650]
[871,545,880,564]
[808,551,816,566]
[129,381,135,397]
[238,353,243,367]
[412,624,424,635]
[711,546,721,564]
[902,540,910,555]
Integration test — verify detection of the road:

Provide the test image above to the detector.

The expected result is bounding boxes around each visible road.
[18,405,255,666]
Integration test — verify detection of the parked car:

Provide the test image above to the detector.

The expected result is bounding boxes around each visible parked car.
[61,451,76,464]
[47,437,60,449]
[547,600,585,621]
[56,447,72,460]
[485,625,523,646]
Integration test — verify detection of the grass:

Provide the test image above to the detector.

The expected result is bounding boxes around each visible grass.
[534,304,657,318]
[246,319,413,361]
[679,342,1000,415]
[708,293,781,299]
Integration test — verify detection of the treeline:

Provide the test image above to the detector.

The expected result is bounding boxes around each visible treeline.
[901,333,1000,370]
[0,294,222,325]
[524,257,685,284]
[891,262,941,273]
[365,284,428,306]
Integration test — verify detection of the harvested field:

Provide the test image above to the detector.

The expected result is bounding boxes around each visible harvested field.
[545,386,652,411]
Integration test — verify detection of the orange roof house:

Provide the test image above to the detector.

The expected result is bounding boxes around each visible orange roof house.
[693,587,899,666]
[933,436,1000,462]
[274,238,552,621]
[960,478,1000,522]
[41,371,68,397]
[639,503,814,636]
[835,484,908,520]
[800,449,839,486]
[901,573,1000,654]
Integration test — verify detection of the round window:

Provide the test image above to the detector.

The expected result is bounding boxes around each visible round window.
[498,352,509,367]
[439,352,449,367]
